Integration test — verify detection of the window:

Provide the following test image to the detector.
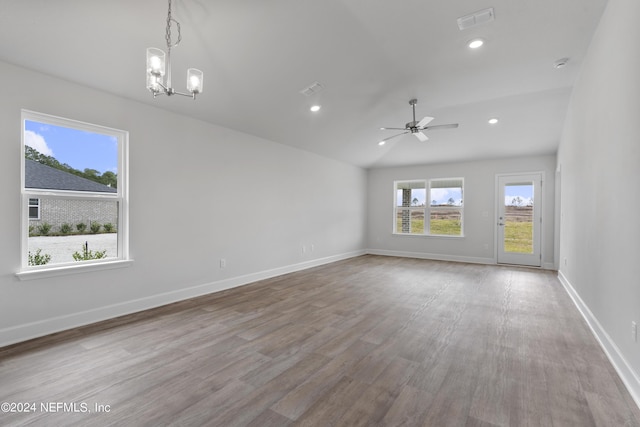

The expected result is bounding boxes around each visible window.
[394,178,464,237]
[429,178,463,236]
[28,198,40,220]
[19,110,129,278]
[395,181,426,234]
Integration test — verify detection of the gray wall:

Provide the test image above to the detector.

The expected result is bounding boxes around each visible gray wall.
[367,155,557,268]
[0,60,367,345]
[557,0,640,401]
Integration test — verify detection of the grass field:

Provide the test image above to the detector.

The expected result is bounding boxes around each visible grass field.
[504,220,533,253]
[396,216,533,253]
[396,218,461,236]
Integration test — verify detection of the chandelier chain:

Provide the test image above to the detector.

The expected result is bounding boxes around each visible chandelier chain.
[165,0,182,49]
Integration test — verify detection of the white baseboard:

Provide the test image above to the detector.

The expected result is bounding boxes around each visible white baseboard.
[367,248,495,266]
[558,270,640,410]
[0,250,366,348]
[367,249,557,271]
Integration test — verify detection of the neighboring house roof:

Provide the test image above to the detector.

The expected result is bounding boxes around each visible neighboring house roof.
[25,159,117,193]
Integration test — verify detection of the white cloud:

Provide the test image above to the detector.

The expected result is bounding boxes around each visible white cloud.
[24,130,54,156]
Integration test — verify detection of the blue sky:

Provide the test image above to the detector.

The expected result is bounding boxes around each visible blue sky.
[24,120,118,174]
[505,184,533,206]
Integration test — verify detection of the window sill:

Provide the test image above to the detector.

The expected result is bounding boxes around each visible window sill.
[16,259,134,281]
[392,233,465,239]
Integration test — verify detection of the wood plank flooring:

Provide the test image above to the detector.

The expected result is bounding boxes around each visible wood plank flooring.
[1,255,639,426]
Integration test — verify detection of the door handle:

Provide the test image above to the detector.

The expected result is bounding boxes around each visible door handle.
[498,222,504,226]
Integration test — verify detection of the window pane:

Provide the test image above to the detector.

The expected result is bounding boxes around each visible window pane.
[504,183,534,253]
[29,206,39,219]
[430,208,462,235]
[24,120,118,193]
[430,179,463,207]
[396,182,426,207]
[27,197,119,266]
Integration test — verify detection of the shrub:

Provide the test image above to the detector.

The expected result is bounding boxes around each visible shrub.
[90,222,101,234]
[103,223,115,233]
[60,223,73,234]
[72,242,107,261]
[76,222,87,233]
[28,249,51,266]
[37,222,52,235]
[29,225,35,236]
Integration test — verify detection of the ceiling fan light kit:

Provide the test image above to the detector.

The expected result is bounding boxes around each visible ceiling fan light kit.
[146,0,203,99]
[379,99,459,144]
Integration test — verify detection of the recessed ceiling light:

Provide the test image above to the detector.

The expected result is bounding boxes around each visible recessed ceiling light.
[488,117,499,124]
[378,141,386,146]
[468,39,484,49]
[310,105,321,112]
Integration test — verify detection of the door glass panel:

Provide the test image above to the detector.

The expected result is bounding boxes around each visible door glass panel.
[503,183,533,254]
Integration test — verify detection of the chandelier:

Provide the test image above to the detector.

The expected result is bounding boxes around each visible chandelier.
[146,0,203,99]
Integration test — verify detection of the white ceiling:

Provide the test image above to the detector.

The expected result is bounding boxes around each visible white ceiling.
[0,0,608,169]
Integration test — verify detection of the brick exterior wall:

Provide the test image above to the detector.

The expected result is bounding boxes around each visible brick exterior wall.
[402,188,411,233]
[29,198,118,233]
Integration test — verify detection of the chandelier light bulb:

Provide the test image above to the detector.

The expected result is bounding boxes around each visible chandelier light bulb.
[150,56,162,74]
[146,48,165,76]
[187,69,204,94]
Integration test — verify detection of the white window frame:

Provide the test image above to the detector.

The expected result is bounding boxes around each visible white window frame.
[17,110,131,280]
[393,178,464,237]
[28,198,40,220]
[393,180,427,235]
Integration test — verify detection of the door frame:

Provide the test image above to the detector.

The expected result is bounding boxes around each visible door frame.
[495,172,544,267]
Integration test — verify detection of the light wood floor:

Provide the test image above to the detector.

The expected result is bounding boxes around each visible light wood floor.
[1,255,639,426]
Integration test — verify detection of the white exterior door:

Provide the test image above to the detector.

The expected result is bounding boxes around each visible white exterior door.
[497,173,542,267]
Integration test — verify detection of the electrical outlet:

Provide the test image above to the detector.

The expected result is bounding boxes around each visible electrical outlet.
[311,244,315,252]
[632,321,637,343]
[301,245,306,254]
[220,258,226,269]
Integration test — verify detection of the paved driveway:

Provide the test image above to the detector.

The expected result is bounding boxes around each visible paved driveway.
[28,234,118,265]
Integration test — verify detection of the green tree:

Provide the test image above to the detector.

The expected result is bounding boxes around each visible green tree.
[25,147,117,189]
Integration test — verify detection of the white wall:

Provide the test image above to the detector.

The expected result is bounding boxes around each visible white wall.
[0,61,367,346]
[367,155,556,267]
[557,0,640,404]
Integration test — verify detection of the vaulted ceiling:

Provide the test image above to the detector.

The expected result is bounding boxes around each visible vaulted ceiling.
[0,0,608,168]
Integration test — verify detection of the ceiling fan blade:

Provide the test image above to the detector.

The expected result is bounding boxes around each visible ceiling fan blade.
[380,131,409,143]
[417,116,434,128]
[424,123,459,130]
[380,127,408,131]
[414,132,429,142]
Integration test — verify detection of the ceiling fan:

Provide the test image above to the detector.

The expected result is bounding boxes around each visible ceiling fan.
[379,98,459,144]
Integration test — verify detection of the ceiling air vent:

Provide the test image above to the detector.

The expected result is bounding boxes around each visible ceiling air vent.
[457,8,494,31]
[299,81,323,97]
